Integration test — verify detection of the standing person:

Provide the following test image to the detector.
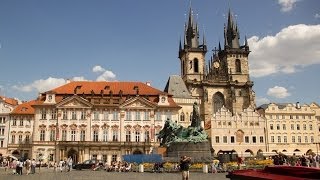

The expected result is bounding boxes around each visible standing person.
[180,156,191,180]
[59,159,65,172]
[25,159,31,175]
[31,159,36,174]
[67,156,73,172]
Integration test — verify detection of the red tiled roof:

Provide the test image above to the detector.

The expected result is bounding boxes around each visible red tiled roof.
[11,100,36,115]
[50,81,164,96]
[0,95,19,106]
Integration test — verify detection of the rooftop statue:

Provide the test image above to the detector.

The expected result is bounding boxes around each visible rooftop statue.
[158,102,208,146]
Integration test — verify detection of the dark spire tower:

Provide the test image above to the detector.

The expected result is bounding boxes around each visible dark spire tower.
[178,6,207,84]
[178,6,256,123]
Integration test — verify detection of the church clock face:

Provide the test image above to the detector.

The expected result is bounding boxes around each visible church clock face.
[161,97,166,103]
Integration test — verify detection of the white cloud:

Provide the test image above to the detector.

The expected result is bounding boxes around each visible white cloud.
[96,70,116,81]
[92,65,105,73]
[267,86,291,98]
[315,13,320,19]
[93,65,117,81]
[256,97,271,106]
[71,76,87,81]
[278,0,298,12]
[248,24,320,77]
[12,77,66,93]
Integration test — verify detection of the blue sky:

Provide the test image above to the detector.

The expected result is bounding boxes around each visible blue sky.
[0,0,319,106]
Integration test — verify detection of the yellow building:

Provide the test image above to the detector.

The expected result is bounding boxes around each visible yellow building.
[257,102,320,156]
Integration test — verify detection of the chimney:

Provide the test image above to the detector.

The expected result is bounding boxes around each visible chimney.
[146,81,151,86]
[296,102,301,109]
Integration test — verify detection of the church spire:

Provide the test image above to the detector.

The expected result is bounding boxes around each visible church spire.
[185,6,200,49]
[224,8,240,49]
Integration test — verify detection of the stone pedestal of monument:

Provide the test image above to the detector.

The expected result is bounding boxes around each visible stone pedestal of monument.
[166,141,212,163]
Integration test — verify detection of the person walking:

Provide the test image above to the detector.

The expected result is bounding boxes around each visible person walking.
[180,156,191,180]
[67,156,73,172]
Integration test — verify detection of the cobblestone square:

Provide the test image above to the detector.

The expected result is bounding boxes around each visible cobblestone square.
[0,168,228,180]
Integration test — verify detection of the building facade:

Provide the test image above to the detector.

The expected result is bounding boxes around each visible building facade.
[29,81,180,164]
[257,102,320,156]
[175,7,264,157]
[0,96,19,156]
[7,100,35,159]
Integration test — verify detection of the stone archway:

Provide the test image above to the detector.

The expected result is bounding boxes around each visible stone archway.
[132,149,143,154]
[67,148,78,163]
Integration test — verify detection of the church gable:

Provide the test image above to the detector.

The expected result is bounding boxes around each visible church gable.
[56,95,92,108]
[120,97,156,109]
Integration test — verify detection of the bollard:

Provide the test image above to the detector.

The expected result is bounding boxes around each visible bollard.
[203,164,208,173]
[139,164,144,173]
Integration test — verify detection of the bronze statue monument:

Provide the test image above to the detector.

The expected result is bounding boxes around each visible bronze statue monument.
[158,102,212,162]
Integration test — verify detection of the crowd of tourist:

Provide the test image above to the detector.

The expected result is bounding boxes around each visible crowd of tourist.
[272,153,320,167]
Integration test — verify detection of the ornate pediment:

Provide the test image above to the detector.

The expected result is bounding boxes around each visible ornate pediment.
[120,97,156,109]
[56,95,92,109]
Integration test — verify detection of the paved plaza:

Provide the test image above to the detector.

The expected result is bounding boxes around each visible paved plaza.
[0,168,229,180]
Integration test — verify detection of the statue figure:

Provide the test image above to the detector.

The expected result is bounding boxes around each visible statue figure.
[190,102,201,129]
[157,102,208,147]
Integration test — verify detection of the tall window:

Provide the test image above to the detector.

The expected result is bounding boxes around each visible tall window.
[291,124,294,130]
[71,130,76,141]
[213,92,224,114]
[135,131,140,142]
[235,59,241,73]
[305,136,308,143]
[245,136,249,143]
[126,131,131,142]
[80,110,86,120]
[13,120,17,126]
[40,130,45,141]
[271,136,274,143]
[282,124,286,130]
[51,109,57,119]
[112,154,117,162]
[50,130,56,141]
[270,124,274,130]
[292,136,295,143]
[180,112,185,122]
[112,129,118,141]
[309,124,313,130]
[62,110,68,119]
[298,136,301,143]
[194,58,199,73]
[113,110,118,121]
[135,111,140,121]
[103,111,109,120]
[252,136,257,143]
[260,136,264,143]
[297,124,300,130]
[80,130,85,141]
[19,120,23,126]
[25,135,30,143]
[144,131,150,142]
[276,124,280,130]
[94,111,99,120]
[41,109,47,120]
[284,136,287,143]
[126,111,131,121]
[11,135,15,144]
[144,111,150,121]
[18,135,22,143]
[311,136,314,143]
[277,136,281,143]
[230,136,235,143]
[155,112,161,121]
[215,136,219,143]
[93,130,98,141]
[62,130,67,141]
[71,111,77,120]
[165,111,172,121]
[103,130,108,142]
[223,136,227,143]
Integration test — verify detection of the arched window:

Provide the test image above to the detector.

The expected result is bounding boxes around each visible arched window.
[212,92,225,114]
[180,112,185,122]
[235,59,241,73]
[194,58,199,73]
